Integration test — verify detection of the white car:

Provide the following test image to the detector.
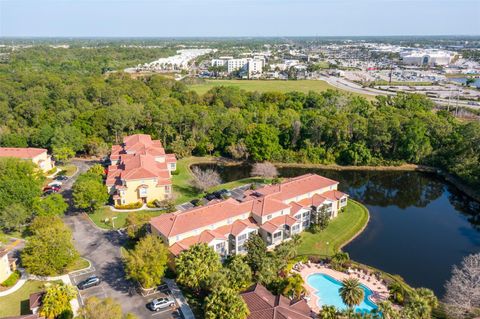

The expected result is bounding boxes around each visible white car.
[147,297,175,311]
[48,181,62,187]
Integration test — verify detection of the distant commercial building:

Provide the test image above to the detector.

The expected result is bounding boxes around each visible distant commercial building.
[248,59,264,78]
[227,58,249,73]
[211,59,226,67]
[401,50,453,66]
[0,148,54,173]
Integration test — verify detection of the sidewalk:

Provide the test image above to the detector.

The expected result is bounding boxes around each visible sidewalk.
[0,269,27,297]
[164,279,195,319]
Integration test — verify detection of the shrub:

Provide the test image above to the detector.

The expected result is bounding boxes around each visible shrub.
[114,202,143,210]
[1,270,21,287]
[170,169,179,175]
[146,200,162,208]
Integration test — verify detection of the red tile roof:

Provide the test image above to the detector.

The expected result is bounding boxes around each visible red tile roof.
[260,215,299,234]
[169,229,227,256]
[241,284,312,319]
[322,190,348,201]
[246,174,338,202]
[106,134,176,185]
[0,148,47,159]
[151,198,251,238]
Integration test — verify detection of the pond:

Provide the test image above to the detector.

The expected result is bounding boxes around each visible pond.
[193,163,480,297]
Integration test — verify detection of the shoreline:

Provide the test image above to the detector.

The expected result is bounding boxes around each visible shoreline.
[187,157,480,202]
[338,199,370,250]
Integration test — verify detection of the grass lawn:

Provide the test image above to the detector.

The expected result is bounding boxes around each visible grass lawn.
[188,79,373,100]
[172,157,268,205]
[64,257,90,273]
[0,280,53,317]
[57,164,78,177]
[297,200,369,257]
[88,207,165,230]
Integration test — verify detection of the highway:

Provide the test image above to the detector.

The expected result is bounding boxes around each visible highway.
[319,76,480,110]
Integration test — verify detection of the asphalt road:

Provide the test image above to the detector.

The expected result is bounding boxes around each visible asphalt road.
[320,75,479,110]
[62,160,180,319]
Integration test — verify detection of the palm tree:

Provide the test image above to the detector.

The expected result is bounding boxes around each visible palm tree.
[319,305,338,319]
[414,287,438,310]
[401,295,431,319]
[332,251,350,267]
[375,300,399,319]
[282,274,306,300]
[339,278,364,317]
[388,282,405,305]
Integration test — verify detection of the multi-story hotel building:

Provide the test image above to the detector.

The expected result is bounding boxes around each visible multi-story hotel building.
[150,174,348,257]
[0,147,55,173]
[106,134,177,206]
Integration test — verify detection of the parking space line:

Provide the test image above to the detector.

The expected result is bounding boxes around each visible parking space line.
[150,307,176,316]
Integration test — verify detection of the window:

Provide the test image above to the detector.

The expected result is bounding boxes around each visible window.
[302,220,309,228]
[237,233,247,242]
[267,215,272,220]
[237,244,246,252]
[292,224,300,232]
[121,199,126,204]
[165,185,171,193]
[227,218,232,224]
[176,236,180,241]
[302,211,310,218]
[170,163,176,170]
[273,231,282,240]
[139,188,147,197]
[294,214,301,220]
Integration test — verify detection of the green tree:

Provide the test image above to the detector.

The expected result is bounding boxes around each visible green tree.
[73,173,109,212]
[339,278,364,315]
[87,164,106,176]
[319,305,338,319]
[33,193,68,217]
[39,283,77,319]
[0,157,44,210]
[22,216,79,276]
[414,288,438,310]
[225,256,252,291]
[76,296,138,319]
[124,234,169,289]
[245,124,282,161]
[281,274,306,299]
[388,282,406,305]
[204,287,250,319]
[244,234,268,273]
[53,146,76,162]
[175,244,222,291]
[124,212,152,240]
[401,294,432,319]
[375,300,398,319]
[0,203,30,232]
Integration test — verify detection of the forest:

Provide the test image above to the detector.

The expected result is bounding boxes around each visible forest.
[0,46,479,189]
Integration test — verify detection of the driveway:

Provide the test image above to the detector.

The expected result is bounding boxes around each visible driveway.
[62,160,179,319]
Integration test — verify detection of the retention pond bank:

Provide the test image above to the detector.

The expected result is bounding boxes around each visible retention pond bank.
[193,162,480,297]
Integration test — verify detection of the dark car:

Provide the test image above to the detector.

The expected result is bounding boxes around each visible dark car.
[55,175,68,181]
[205,193,217,201]
[77,276,101,290]
[147,297,175,311]
[43,189,55,196]
[217,189,232,198]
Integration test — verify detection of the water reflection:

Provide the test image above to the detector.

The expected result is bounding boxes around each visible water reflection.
[193,163,480,296]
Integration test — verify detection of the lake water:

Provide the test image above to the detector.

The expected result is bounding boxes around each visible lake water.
[450,77,480,88]
[193,163,480,297]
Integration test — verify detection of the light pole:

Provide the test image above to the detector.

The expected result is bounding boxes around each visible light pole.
[111,216,118,229]
[325,241,329,258]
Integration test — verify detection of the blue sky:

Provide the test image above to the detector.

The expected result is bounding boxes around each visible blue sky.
[0,0,479,37]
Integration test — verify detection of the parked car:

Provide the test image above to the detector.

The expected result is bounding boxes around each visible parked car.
[43,185,60,192]
[48,181,62,187]
[55,175,68,181]
[43,189,55,196]
[205,193,217,201]
[77,276,101,290]
[147,297,175,311]
[217,189,232,198]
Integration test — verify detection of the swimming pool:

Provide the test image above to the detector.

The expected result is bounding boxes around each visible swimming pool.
[307,273,378,313]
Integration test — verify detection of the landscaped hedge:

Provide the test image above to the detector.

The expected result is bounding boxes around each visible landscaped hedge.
[114,201,143,210]
[1,270,20,287]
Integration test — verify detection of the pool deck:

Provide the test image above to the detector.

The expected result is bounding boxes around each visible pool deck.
[296,263,389,313]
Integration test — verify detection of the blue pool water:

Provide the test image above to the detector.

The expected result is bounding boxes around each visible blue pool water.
[307,273,378,313]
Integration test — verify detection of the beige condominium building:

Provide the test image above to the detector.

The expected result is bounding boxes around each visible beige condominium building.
[0,147,55,173]
[106,134,177,206]
[151,174,348,257]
